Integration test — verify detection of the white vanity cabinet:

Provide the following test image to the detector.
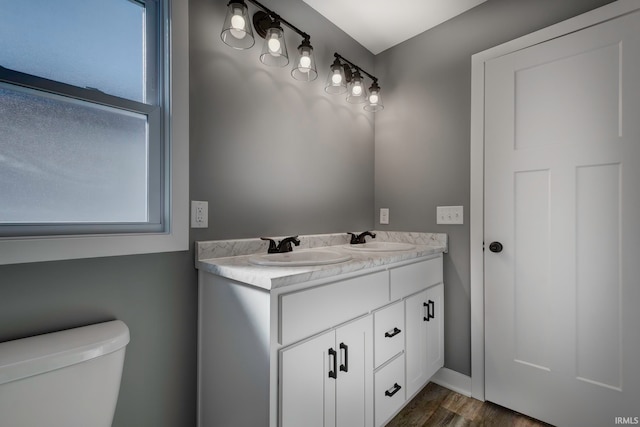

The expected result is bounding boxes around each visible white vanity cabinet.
[390,257,444,400]
[404,283,444,398]
[197,252,444,427]
[280,315,373,427]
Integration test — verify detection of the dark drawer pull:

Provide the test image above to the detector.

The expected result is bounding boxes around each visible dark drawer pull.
[385,383,402,397]
[384,327,402,338]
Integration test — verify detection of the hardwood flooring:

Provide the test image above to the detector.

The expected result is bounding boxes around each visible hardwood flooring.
[386,382,554,427]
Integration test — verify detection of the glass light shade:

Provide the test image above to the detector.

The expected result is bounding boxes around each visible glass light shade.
[291,40,317,82]
[364,83,384,112]
[260,22,288,67]
[324,59,347,94]
[346,71,367,104]
[220,1,254,49]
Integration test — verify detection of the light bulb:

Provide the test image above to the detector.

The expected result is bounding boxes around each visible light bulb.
[352,84,362,96]
[229,9,246,39]
[369,93,379,104]
[331,71,342,85]
[268,35,281,54]
[299,55,311,70]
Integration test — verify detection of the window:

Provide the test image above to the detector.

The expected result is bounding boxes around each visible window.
[0,0,189,264]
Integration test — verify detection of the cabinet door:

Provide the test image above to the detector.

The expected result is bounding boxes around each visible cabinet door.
[424,283,444,380]
[280,331,336,427]
[404,289,429,398]
[335,316,373,427]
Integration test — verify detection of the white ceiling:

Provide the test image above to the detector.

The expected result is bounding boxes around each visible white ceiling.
[301,0,487,55]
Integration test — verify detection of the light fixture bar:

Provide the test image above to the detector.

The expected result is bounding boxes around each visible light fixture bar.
[246,0,310,40]
[333,53,378,84]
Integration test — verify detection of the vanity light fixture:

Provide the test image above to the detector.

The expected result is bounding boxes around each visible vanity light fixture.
[221,0,317,79]
[364,80,384,112]
[221,1,255,49]
[326,53,384,112]
[324,57,348,94]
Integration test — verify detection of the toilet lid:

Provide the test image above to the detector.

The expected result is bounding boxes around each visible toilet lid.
[0,320,129,385]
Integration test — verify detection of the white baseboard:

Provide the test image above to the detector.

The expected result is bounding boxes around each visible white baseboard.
[430,368,472,397]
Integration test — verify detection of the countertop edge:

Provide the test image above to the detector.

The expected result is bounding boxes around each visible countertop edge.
[196,244,446,291]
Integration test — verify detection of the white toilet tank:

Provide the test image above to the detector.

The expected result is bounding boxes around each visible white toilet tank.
[0,320,130,427]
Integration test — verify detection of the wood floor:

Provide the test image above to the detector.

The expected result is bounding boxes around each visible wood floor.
[386,382,554,427]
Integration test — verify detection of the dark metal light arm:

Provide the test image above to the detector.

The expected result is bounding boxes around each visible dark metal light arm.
[246,0,310,40]
[333,52,378,83]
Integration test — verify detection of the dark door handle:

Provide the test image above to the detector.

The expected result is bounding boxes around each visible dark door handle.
[385,383,402,397]
[385,327,402,338]
[428,300,435,320]
[328,347,337,379]
[489,241,503,253]
[339,343,348,372]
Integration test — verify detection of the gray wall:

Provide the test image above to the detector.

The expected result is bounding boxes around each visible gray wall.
[374,0,615,376]
[190,0,376,241]
[0,1,375,426]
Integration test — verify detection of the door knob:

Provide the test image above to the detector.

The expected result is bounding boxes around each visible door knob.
[489,241,503,253]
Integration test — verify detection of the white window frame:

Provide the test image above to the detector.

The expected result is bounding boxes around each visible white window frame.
[0,0,188,265]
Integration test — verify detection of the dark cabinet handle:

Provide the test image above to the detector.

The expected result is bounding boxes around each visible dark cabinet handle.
[384,327,402,338]
[385,383,402,397]
[328,348,337,379]
[424,300,435,321]
[339,343,348,372]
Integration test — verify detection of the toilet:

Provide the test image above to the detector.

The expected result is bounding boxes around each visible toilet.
[0,320,130,427]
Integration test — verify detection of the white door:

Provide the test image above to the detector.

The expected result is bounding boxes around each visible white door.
[280,331,336,427]
[404,289,429,399]
[484,10,640,427]
[424,284,444,381]
[335,316,373,427]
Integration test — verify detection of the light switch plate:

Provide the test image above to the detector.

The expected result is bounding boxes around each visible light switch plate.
[191,201,208,228]
[437,206,463,225]
[380,208,389,225]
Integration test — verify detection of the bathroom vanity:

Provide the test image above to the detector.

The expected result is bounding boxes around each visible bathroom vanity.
[195,232,446,427]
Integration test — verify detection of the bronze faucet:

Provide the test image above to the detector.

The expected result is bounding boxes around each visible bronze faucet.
[348,231,376,244]
[260,236,301,253]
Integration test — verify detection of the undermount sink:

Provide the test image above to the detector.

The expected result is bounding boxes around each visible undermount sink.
[344,242,415,252]
[248,249,352,267]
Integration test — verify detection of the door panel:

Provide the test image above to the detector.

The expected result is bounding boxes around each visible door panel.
[335,316,373,427]
[404,289,428,399]
[485,10,640,427]
[280,331,336,427]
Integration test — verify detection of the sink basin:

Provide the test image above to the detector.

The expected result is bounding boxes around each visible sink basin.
[248,249,352,267]
[344,242,415,252]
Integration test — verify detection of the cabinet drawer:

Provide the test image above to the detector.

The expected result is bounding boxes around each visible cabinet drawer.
[280,271,388,345]
[374,301,404,368]
[390,256,442,301]
[374,354,405,427]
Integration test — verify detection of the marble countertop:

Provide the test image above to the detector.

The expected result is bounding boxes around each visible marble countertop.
[195,231,447,290]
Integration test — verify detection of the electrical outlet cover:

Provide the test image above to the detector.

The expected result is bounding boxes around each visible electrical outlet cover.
[191,201,208,228]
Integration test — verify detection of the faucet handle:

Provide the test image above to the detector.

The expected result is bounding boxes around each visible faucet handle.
[347,232,359,244]
[260,237,278,253]
[277,236,300,253]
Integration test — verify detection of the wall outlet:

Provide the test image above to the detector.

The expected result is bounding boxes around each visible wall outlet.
[191,201,208,228]
[437,206,463,225]
[380,208,389,225]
